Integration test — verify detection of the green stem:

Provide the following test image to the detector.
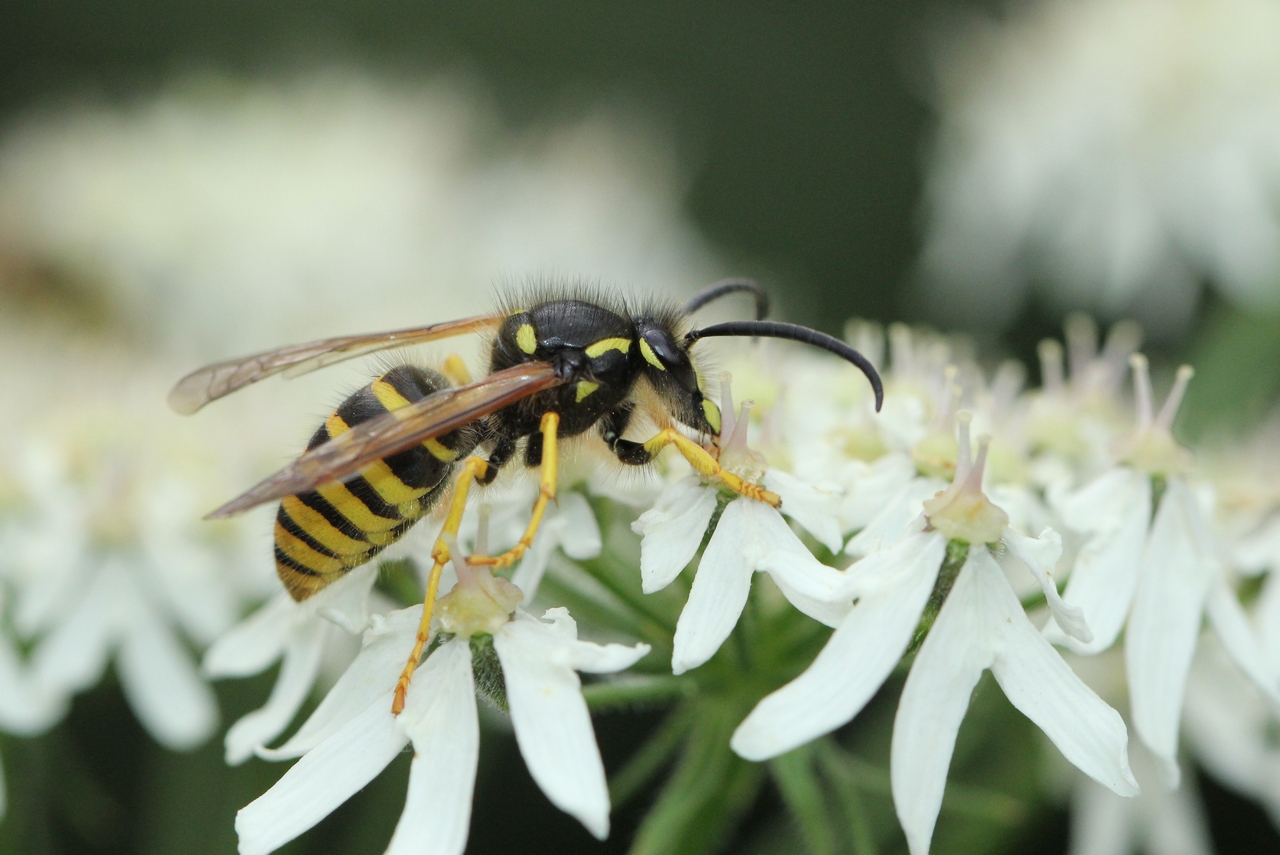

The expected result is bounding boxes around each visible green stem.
[583,675,693,711]
[770,746,838,855]
[610,704,695,809]
[815,742,879,855]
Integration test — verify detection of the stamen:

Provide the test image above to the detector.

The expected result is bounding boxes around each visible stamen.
[889,323,913,376]
[1099,321,1142,390]
[990,361,1025,411]
[965,434,991,493]
[1064,313,1097,382]
[718,372,736,439]
[936,366,961,428]
[1129,354,1153,431]
[1038,339,1065,393]
[1155,365,1195,431]
[474,504,491,557]
[955,411,973,481]
[725,401,754,457]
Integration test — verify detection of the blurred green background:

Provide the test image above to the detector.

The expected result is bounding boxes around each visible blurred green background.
[2,3,1278,854]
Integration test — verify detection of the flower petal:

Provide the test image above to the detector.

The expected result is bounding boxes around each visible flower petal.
[0,636,65,735]
[225,619,326,764]
[836,452,916,532]
[764,469,844,554]
[258,606,421,761]
[556,491,603,561]
[116,603,219,751]
[891,550,992,855]
[385,637,478,855]
[1002,527,1092,644]
[236,690,407,855]
[670,501,757,675]
[983,557,1136,796]
[1047,468,1150,654]
[202,594,294,679]
[1205,582,1280,707]
[734,532,943,760]
[524,608,650,674]
[632,477,718,594]
[845,477,944,559]
[312,564,379,634]
[495,617,613,839]
[1125,479,1216,786]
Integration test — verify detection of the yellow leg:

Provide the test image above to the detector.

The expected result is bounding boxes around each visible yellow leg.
[393,455,490,715]
[469,411,560,570]
[644,428,781,507]
[442,354,473,386]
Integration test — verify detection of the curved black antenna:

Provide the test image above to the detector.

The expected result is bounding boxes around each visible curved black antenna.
[684,278,769,320]
[685,321,884,411]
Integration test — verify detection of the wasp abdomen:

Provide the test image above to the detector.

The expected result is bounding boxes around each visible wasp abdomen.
[273,365,474,601]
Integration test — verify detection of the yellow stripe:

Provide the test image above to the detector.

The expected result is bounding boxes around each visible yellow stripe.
[639,338,664,369]
[423,437,458,462]
[576,381,599,402]
[326,412,350,437]
[371,379,412,411]
[281,496,371,556]
[274,521,347,576]
[361,459,429,506]
[517,323,538,354]
[316,481,402,533]
[585,337,632,359]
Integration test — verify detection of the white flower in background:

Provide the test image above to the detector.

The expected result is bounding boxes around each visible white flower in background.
[631,390,848,674]
[733,415,1131,855]
[0,72,724,360]
[1045,355,1280,783]
[235,558,648,855]
[918,0,1280,337]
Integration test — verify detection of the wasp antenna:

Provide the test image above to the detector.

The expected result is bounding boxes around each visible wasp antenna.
[685,321,885,411]
[684,278,769,321]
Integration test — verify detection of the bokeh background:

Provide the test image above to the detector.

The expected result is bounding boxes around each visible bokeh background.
[2,2,1279,854]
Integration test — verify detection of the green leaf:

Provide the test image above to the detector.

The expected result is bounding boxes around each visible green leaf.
[609,703,695,809]
[769,745,838,855]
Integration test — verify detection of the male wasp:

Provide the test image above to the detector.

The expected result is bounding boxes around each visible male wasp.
[170,279,883,711]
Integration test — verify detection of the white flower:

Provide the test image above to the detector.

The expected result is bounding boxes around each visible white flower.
[1045,356,1280,783]
[732,417,1133,855]
[918,0,1280,336]
[631,395,847,675]
[235,589,648,855]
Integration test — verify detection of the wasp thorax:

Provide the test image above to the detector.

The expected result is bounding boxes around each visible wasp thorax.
[436,564,523,638]
[923,412,1009,546]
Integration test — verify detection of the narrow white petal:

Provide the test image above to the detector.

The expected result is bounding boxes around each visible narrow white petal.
[225,619,327,764]
[757,543,849,604]
[1126,479,1215,786]
[1205,583,1280,707]
[510,526,558,603]
[1258,570,1280,673]
[0,637,65,735]
[891,550,991,855]
[117,606,219,751]
[386,637,478,855]
[312,563,379,634]
[236,690,407,855]
[1231,514,1280,576]
[670,498,754,674]
[202,594,294,679]
[260,607,421,761]
[1047,469,1149,654]
[981,553,1136,795]
[764,469,844,554]
[1002,527,1093,644]
[523,609,650,674]
[767,575,853,628]
[845,477,944,559]
[30,568,122,696]
[837,452,916,532]
[1067,777,1133,855]
[733,533,943,760]
[556,491,603,560]
[632,478,718,594]
[496,619,612,839]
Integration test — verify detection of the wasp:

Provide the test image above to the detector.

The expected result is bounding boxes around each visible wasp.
[170,279,883,712]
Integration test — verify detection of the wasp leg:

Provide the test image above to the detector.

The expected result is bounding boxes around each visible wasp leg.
[477,434,515,486]
[442,354,473,386]
[469,411,559,570]
[392,454,490,716]
[636,428,780,507]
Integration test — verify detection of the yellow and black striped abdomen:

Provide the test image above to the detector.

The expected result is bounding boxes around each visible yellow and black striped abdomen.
[274,365,478,600]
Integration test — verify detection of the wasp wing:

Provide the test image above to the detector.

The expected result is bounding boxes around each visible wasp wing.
[205,362,562,518]
[168,314,505,415]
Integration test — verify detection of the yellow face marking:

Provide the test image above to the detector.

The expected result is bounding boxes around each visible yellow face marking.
[516,323,538,355]
[575,381,599,403]
[585,337,632,359]
[423,437,458,462]
[639,338,665,370]
[702,399,722,433]
[372,379,411,411]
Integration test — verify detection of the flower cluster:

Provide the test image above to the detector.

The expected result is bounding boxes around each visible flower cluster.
[205,314,1280,855]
